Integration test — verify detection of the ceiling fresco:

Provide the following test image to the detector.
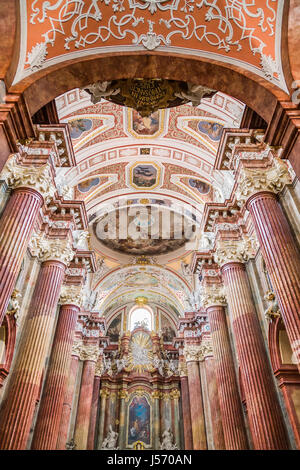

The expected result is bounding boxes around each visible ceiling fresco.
[15,1,287,92]
[55,86,244,316]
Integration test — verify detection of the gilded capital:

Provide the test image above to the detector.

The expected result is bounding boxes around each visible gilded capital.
[100,389,110,399]
[118,389,129,399]
[178,362,188,377]
[2,154,56,204]
[71,341,82,358]
[59,284,83,308]
[236,158,292,206]
[170,389,180,400]
[80,343,99,362]
[29,232,75,265]
[214,236,258,267]
[151,390,162,400]
[201,284,226,308]
[200,342,213,359]
[183,344,202,362]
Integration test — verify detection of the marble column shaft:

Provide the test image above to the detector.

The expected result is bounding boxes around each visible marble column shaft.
[31,303,80,449]
[247,191,300,371]
[56,354,80,449]
[73,359,96,450]
[87,375,101,450]
[118,392,127,449]
[207,305,248,449]
[180,375,193,450]
[186,360,207,450]
[97,390,108,448]
[204,356,225,450]
[172,395,181,449]
[0,260,66,449]
[222,262,289,449]
[0,187,43,325]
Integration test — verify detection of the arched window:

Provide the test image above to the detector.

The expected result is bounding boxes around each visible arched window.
[129,306,153,331]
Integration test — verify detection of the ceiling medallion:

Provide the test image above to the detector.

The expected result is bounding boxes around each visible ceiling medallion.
[84,79,216,117]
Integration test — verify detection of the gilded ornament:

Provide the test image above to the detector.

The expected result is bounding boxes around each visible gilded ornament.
[6,289,21,321]
[85,79,215,117]
[80,343,99,362]
[264,291,281,322]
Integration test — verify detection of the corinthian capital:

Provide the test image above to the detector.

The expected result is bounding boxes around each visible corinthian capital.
[29,232,75,265]
[1,154,56,203]
[200,342,213,359]
[214,235,258,267]
[59,284,83,308]
[236,158,292,205]
[71,341,82,357]
[80,343,99,362]
[183,344,202,362]
[201,284,226,309]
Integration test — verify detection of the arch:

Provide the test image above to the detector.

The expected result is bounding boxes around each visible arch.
[19,54,286,123]
[0,314,17,387]
[129,304,153,332]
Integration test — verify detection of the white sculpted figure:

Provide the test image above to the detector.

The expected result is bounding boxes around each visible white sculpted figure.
[159,428,178,450]
[153,355,165,376]
[175,83,216,107]
[101,425,119,450]
[84,81,120,104]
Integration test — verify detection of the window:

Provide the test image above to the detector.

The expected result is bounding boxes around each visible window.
[129,306,153,331]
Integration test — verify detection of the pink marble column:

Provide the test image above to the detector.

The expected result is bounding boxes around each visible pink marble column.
[180,374,193,450]
[87,375,101,450]
[73,354,97,450]
[207,304,248,449]
[222,261,290,449]
[185,351,207,450]
[204,355,225,449]
[56,354,80,449]
[0,259,67,449]
[247,191,300,372]
[31,302,80,449]
[0,187,43,325]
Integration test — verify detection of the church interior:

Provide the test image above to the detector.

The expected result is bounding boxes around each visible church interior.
[0,0,299,451]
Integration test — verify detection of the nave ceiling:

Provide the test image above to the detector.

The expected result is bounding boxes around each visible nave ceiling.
[54,85,244,321]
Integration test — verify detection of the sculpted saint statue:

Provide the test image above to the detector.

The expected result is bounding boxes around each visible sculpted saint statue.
[101,425,119,450]
[159,428,178,450]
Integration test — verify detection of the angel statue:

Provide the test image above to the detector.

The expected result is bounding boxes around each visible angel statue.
[187,290,201,311]
[159,428,178,450]
[101,425,119,450]
[174,83,216,107]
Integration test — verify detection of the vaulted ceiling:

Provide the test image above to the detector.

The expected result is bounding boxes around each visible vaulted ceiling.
[16,0,287,92]
[55,86,244,315]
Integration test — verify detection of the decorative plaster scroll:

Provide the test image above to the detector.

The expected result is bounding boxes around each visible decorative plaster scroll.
[1,154,56,204]
[15,1,287,91]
